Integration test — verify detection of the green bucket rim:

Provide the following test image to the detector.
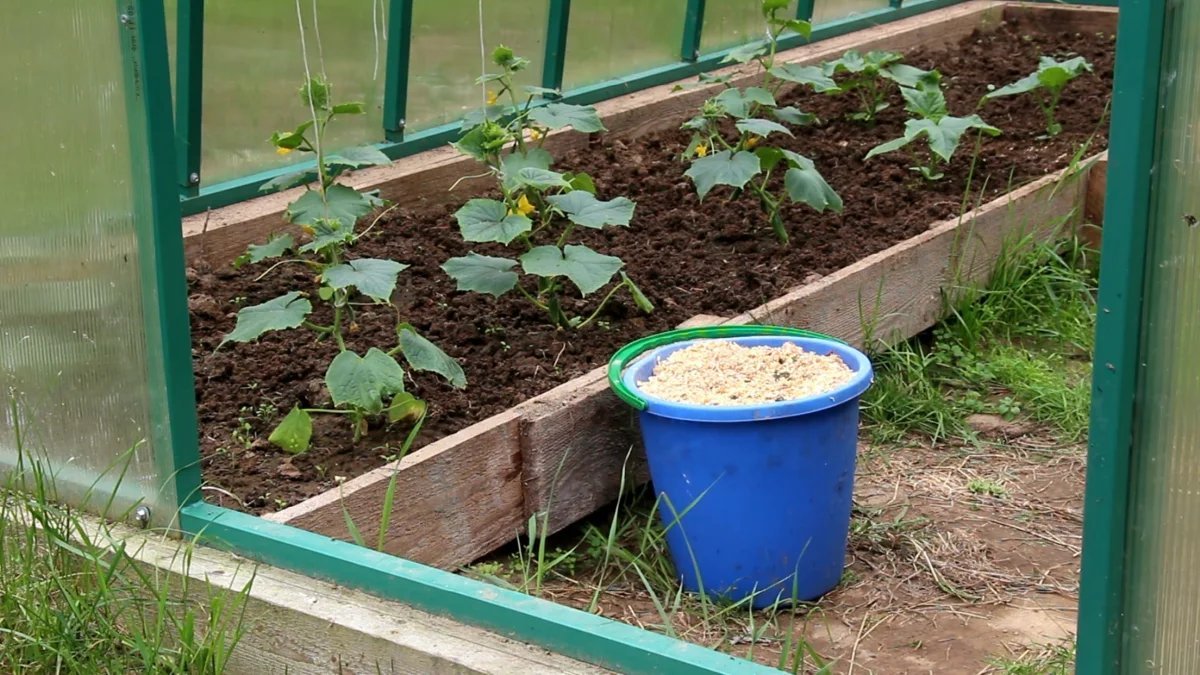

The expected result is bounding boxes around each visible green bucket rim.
[606,325,848,411]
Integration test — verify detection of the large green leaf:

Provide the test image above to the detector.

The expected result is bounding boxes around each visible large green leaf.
[883,64,940,89]
[441,253,520,296]
[520,244,623,296]
[455,199,533,244]
[285,184,374,228]
[323,258,409,303]
[327,145,392,168]
[499,149,553,191]
[736,118,793,139]
[713,87,776,119]
[259,170,315,193]
[513,167,570,190]
[528,103,605,133]
[771,106,817,126]
[546,192,635,229]
[297,218,355,254]
[900,85,948,121]
[269,406,313,454]
[325,348,407,415]
[398,327,467,388]
[921,115,1001,162]
[863,134,915,160]
[982,72,1042,100]
[769,64,839,92]
[784,158,843,213]
[221,292,312,346]
[721,41,768,65]
[684,150,762,199]
[236,234,294,268]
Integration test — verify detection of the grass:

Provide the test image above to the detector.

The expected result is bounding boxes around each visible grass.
[862,235,1097,444]
[0,441,250,672]
[987,640,1075,674]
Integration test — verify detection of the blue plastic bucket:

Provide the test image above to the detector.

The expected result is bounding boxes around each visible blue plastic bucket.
[608,327,873,608]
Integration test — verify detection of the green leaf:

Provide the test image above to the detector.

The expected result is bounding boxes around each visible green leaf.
[297,218,355,254]
[520,244,623,296]
[260,170,315,193]
[398,327,467,388]
[325,348,407,415]
[327,145,392,168]
[499,149,553,191]
[714,87,776,118]
[621,272,654,314]
[220,292,312,346]
[331,102,366,115]
[780,18,812,39]
[722,41,768,65]
[528,103,605,133]
[900,85,948,121]
[736,118,794,138]
[782,153,843,213]
[524,85,561,97]
[236,234,294,268]
[762,0,790,14]
[883,64,940,89]
[922,115,1001,162]
[386,392,426,425]
[323,258,409,303]
[769,64,839,92]
[286,184,374,228]
[684,150,762,200]
[442,253,520,296]
[513,167,570,190]
[565,172,597,194]
[269,406,312,455]
[756,146,786,172]
[547,191,636,229]
[982,72,1042,100]
[300,78,331,109]
[772,106,817,126]
[460,105,507,130]
[864,134,915,160]
[454,198,533,245]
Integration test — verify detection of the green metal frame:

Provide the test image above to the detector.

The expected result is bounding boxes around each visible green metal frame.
[1076,0,1162,672]
[173,0,203,196]
[682,0,707,61]
[542,0,572,93]
[382,0,413,142]
[117,0,204,514]
[178,0,981,216]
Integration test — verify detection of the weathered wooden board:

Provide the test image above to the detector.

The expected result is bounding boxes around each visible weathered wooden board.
[183,1,1015,266]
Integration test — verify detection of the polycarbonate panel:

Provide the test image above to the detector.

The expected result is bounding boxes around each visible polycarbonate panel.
[701,0,799,53]
[1122,3,1200,672]
[192,0,388,184]
[407,1,548,132]
[0,4,169,512]
[562,2,686,90]
[813,0,889,26]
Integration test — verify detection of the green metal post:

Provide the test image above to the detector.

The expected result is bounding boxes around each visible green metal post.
[1077,0,1165,672]
[383,0,413,142]
[796,0,815,23]
[681,0,706,61]
[116,0,205,513]
[542,0,571,93]
[174,0,203,196]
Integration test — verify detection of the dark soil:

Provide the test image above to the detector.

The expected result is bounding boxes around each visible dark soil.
[188,23,1114,513]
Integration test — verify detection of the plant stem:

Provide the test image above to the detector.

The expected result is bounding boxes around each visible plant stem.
[576,281,629,330]
[331,302,347,350]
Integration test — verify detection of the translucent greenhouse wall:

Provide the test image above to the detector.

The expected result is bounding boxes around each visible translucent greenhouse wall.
[168,0,921,209]
[1122,1,1200,670]
[1,2,191,518]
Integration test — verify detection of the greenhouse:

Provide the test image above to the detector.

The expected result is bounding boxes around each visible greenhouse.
[0,0,1192,672]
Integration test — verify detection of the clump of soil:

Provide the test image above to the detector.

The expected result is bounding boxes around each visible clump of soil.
[189,23,1115,512]
[637,340,854,405]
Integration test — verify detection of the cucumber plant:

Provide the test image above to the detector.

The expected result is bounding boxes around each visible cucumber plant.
[441,46,654,329]
[864,81,1000,180]
[224,77,466,454]
[680,0,843,245]
[823,49,939,123]
[981,55,1093,136]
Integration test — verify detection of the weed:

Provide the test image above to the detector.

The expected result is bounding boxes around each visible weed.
[967,478,1008,497]
[987,639,1075,674]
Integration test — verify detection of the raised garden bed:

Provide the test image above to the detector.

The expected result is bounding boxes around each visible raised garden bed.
[185,1,1115,570]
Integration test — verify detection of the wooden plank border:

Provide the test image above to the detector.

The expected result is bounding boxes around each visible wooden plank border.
[226,3,1116,569]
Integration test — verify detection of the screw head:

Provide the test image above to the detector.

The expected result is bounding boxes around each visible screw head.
[133,506,151,528]
[119,14,130,24]
[188,172,200,186]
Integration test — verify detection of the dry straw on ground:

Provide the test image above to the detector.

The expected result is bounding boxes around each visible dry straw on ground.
[638,340,854,405]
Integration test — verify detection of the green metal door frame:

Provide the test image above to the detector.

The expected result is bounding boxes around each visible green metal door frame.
[1076,0,1164,672]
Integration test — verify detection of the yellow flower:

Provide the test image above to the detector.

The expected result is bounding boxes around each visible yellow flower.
[516,194,536,216]
[528,127,545,142]
[695,143,709,158]
[276,146,293,156]
[745,135,762,149]
[301,224,316,236]
[486,89,499,106]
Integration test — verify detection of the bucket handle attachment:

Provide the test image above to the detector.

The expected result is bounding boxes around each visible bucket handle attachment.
[606,325,846,411]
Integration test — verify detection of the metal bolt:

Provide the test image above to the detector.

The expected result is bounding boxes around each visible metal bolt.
[119,13,131,25]
[188,172,200,186]
[133,506,151,528]
[398,118,406,129]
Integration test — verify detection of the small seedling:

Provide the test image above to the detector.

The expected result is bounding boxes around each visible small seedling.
[223,77,466,453]
[967,478,1007,497]
[982,55,1093,136]
[823,49,939,123]
[680,0,842,244]
[865,81,1000,180]
[442,46,653,329]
